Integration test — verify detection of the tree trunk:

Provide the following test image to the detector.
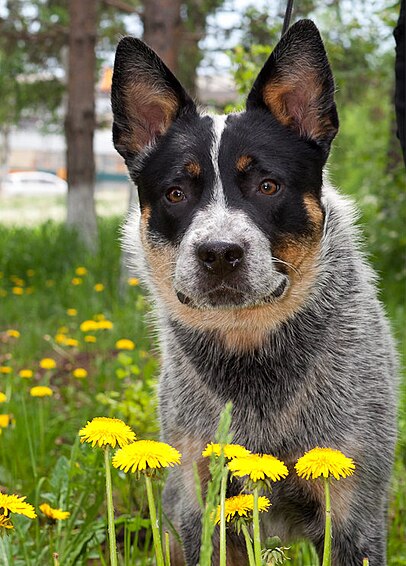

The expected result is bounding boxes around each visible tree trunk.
[65,0,98,251]
[141,0,182,72]
[0,125,10,194]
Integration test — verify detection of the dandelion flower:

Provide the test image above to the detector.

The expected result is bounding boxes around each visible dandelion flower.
[202,443,251,459]
[0,493,36,519]
[128,277,139,286]
[25,287,34,295]
[45,279,55,287]
[30,386,53,398]
[39,503,70,521]
[64,338,79,347]
[39,358,56,370]
[0,415,10,428]
[94,313,106,321]
[6,329,20,338]
[80,320,99,332]
[58,326,69,334]
[113,440,181,473]
[75,266,87,276]
[67,308,77,316]
[19,369,33,379]
[115,339,135,350]
[295,447,355,480]
[26,269,35,277]
[97,320,113,330]
[0,367,12,375]
[12,287,24,295]
[0,514,13,530]
[71,277,82,286]
[0,393,7,403]
[214,494,270,524]
[72,368,88,379]
[94,283,104,292]
[228,454,289,483]
[84,335,97,343]
[55,334,67,345]
[79,417,136,448]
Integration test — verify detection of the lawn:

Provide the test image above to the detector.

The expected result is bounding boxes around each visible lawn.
[0,217,404,565]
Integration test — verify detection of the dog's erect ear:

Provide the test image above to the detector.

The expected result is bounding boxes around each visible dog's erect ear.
[111,37,195,159]
[246,19,338,153]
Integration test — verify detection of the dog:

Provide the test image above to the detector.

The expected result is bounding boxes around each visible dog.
[111,19,397,566]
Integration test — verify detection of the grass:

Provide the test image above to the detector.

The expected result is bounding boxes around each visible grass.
[0,217,404,564]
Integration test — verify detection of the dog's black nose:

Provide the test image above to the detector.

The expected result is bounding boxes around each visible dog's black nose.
[197,241,244,276]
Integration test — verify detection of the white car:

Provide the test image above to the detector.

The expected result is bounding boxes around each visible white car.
[2,171,68,195]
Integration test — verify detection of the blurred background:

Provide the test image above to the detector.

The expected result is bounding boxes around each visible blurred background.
[0,1,404,563]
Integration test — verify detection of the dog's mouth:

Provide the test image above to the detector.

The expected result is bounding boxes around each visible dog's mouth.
[176,278,288,310]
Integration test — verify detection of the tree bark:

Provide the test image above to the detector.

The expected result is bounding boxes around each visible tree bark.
[0,125,10,194]
[65,0,98,251]
[141,0,182,72]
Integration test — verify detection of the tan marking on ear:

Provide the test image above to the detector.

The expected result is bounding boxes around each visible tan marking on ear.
[121,81,179,152]
[262,71,332,143]
[236,155,253,173]
[185,161,201,177]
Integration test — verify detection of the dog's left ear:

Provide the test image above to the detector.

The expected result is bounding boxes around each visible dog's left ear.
[246,19,338,154]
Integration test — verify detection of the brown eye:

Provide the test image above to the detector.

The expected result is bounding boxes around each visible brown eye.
[259,179,281,196]
[166,187,186,203]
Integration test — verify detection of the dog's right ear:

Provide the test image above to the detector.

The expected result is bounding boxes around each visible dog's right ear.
[111,37,195,160]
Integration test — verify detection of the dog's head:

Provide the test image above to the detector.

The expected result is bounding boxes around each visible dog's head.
[112,20,338,348]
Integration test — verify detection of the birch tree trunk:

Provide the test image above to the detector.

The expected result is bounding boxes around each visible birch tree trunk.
[65,0,98,251]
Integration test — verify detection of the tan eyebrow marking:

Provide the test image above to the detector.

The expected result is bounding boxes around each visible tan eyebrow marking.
[185,161,201,177]
[236,155,253,172]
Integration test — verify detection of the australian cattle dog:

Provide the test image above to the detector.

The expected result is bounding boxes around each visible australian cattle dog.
[111,19,397,566]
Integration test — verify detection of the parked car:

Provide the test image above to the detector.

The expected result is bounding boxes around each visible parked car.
[2,171,68,195]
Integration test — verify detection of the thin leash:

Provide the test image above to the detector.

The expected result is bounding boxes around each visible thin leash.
[281,0,294,36]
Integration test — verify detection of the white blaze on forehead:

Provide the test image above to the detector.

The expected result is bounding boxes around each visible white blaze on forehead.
[210,114,228,205]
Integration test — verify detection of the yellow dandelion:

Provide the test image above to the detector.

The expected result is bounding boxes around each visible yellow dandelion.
[72,368,88,379]
[58,326,69,334]
[115,338,135,350]
[55,334,67,345]
[30,386,53,398]
[79,417,136,448]
[39,358,56,370]
[94,283,104,292]
[80,320,99,332]
[67,308,77,316]
[12,287,24,295]
[45,279,55,287]
[39,503,70,521]
[25,287,34,295]
[0,514,13,530]
[202,442,251,459]
[72,277,83,286]
[0,493,37,519]
[84,335,97,343]
[113,440,181,473]
[6,329,20,338]
[75,266,87,276]
[19,369,33,379]
[214,494,270,524]
[0,415,11,428]
[64,338,79,347]
[0,367,12,375]
[128,277,139,286]
[228,454,289,483]
[0,393,7,403]
[295,447,355,480]
[97,320,113,330]
[26,269,35,277]
[93,313,106,321]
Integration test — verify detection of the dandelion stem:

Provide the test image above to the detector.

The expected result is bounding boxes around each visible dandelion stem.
[252,487,262,566]
[219,468,228,566]
[165,531,171,566]
[145,475,165,566]
[241,523,256,566]
[104,446,118,566]
[322,477,332,566]
[20,392,37,479]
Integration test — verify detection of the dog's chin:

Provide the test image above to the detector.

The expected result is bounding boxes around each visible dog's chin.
[176,278,289,311]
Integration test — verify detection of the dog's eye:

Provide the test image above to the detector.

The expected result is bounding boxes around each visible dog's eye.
[166,187,186,203]
[258,180,281,196]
